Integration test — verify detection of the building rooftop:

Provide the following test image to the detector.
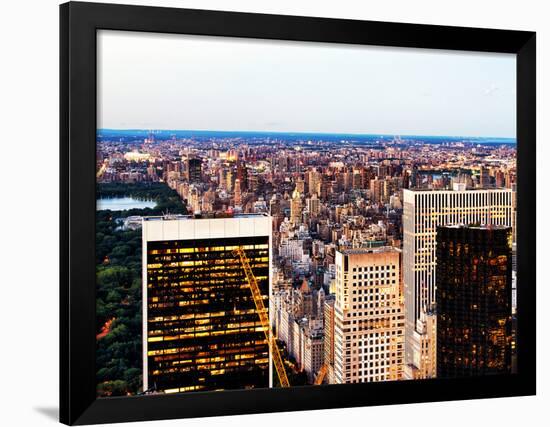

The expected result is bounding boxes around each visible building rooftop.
[338,246,401,255]
[142,213,269,222]
[404,186,511,193]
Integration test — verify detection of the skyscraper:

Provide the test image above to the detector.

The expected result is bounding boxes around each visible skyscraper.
[290,188,303,226]
[234,178,242,206]
[142,214,272,393]
[187,158,202,184]
[436,225,512,377]
[333,247,404,384]
[402,187,514,378]
[236,161,248,191]
[308,169,321,197]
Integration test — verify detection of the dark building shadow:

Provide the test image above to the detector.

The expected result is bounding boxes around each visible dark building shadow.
[34,407,59,422]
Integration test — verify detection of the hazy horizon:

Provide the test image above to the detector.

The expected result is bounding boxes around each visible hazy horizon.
[97,127,516,141]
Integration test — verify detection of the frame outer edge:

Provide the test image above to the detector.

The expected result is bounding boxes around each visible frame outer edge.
[60,2,70,425]
[60,2,537,425]
[63,2,101,424]
[516,32,536,395]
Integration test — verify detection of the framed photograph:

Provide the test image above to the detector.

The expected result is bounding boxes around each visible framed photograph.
[60,1,536,425]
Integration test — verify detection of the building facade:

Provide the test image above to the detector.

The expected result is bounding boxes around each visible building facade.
[142,214,272,393]
[187,158,202,184]
[323,296,336,384]
[303,328,324,382]
[402,187,514,377]
[333,247,405,384]
[436,225,513,377]
[403,311,437,379]
[290,188,303,226]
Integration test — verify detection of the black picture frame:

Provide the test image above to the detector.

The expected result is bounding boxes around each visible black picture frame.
[60,1,536,425]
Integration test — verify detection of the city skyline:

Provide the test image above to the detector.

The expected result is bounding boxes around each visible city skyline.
[95,130,517,395]
[97,128,518,141]
[98,30,516,138]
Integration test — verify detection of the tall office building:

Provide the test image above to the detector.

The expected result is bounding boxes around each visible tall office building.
[142,214,272,393]
[187,158,202,184]
[333,247,404,384]
[308,169,321,197]
[234,178,242,206]
[402,187,513,378]
[236,161,248,191]
[436,225,512,377]
[290,188,303,226]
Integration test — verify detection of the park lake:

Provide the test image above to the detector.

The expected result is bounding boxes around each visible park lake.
[96,196,157,211]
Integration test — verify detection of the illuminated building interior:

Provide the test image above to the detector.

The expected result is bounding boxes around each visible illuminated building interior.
[145,236,270,393]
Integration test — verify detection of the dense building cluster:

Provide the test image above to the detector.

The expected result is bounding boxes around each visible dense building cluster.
[98,131,517,389]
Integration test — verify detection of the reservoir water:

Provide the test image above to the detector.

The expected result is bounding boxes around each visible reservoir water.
[96,196,157,211]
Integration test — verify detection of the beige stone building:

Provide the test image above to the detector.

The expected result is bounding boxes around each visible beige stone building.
[333,247,405,384]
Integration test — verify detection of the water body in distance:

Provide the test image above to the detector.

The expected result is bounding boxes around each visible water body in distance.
[96,196,157,211]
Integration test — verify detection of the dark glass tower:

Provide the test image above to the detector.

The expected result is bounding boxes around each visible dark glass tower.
[436,225,512,378]
[143,222,270,393]
[236,161,248,191]
[187,158,202,184]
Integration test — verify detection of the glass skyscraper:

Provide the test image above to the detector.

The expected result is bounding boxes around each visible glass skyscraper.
[142,214,272,393]
[436,225,513,378]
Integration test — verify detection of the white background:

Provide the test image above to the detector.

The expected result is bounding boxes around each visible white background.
[0,0,547,426]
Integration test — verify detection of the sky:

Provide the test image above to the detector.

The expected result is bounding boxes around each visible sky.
[97,30,516,138]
